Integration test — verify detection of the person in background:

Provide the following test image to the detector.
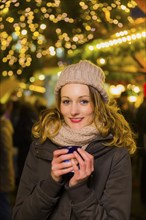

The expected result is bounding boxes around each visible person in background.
[34,97,47,116]
[12,101,38,186]
[0,103,15,220]
[13,60,136,220]
[116,91,135,131]
[135,83,146,205]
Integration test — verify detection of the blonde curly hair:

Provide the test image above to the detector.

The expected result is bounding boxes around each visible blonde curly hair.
[32,86,136,154]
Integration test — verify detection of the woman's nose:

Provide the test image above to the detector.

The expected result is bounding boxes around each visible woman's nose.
[70,103,79,115]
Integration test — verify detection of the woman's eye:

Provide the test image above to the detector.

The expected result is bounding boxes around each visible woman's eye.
[80,100,89,105]
[62,100,70,105]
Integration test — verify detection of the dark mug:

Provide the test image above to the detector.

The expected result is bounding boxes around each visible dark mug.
[61,146,81,178]
[62,146,81,162]
[65,145,81,155]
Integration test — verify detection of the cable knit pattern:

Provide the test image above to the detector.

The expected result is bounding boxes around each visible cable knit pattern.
[55,60,109,103]
[51,124,100,150]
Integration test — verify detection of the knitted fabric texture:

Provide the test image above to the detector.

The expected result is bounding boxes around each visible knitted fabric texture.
[50,123,100,150]
[55,60,109,103]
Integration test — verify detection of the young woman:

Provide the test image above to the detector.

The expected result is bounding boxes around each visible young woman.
[12,60,136,220]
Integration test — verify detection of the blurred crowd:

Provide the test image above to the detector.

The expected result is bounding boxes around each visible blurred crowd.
[0,88,146,220]
[116,90,146,220]
[0,95,47,220]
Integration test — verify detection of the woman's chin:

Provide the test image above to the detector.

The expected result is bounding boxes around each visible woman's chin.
[69,124,84,130]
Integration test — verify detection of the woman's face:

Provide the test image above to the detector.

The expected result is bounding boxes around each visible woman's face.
[60,84,94,130]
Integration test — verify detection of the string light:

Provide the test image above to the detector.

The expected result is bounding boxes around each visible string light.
[93,31,146,50]
[0,0,141,79]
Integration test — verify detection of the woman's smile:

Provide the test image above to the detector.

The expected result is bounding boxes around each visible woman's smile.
[60,84,94,130]
[70,118,83,123]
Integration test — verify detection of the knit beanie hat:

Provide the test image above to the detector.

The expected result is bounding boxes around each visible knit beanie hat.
[55,60,109,103]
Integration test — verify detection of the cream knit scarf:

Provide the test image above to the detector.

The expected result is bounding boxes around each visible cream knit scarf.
[51,124,100,150]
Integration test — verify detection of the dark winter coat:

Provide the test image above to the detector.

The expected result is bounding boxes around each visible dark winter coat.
[12,135,132,220]
[0,117,15,192]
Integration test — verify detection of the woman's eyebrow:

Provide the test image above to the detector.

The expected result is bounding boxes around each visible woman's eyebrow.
[61,95,90,98]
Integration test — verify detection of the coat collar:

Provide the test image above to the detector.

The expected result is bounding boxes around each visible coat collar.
[33,133,114,161]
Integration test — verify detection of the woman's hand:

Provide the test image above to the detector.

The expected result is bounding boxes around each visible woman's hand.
[69,148,94,187]
[51,148,75,182]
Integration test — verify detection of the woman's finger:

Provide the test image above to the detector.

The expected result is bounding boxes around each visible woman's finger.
[73,149,94,176]
[78,148,94,173]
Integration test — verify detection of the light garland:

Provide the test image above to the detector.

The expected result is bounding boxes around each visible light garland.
[87,30,146,50]
[0,0,140,79]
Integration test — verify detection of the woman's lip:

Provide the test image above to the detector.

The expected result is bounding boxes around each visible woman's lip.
[70,118,83,123]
